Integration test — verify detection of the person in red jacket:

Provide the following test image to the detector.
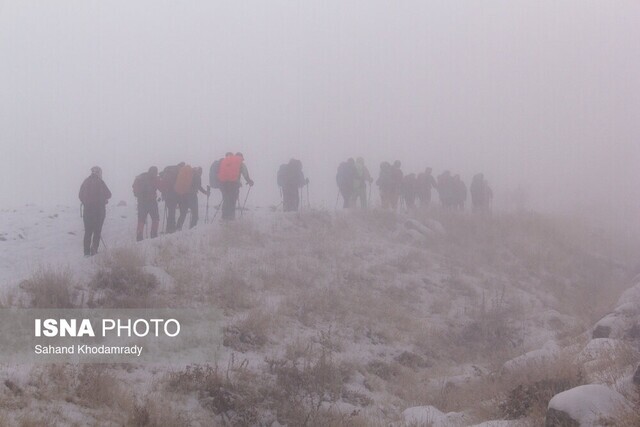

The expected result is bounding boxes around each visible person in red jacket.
[217,152,254,220]
[79,166,112,256]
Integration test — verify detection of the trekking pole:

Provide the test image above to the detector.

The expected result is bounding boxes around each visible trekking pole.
[335,191,340,210]
[205,186,210,224]
[80,203,83,218]
[240,186,252,217]
[279,187,283,211]
[100,236,108,251]
[367,182,372,209]
[306,182,310,208]
[212,199,223,220]
[162,202,167,233]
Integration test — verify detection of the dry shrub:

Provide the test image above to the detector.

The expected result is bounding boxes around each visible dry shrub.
[74,364,124,409]
[89,247,158,308]
[19,266,78,308]
[487,352,585,422]
[266,344,351,426]
[208,269,255,313]
[127,398,192,427]
[166,358,262,426]
[223,309,277,352]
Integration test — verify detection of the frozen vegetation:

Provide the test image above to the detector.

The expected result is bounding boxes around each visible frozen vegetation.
[0,203,639,426]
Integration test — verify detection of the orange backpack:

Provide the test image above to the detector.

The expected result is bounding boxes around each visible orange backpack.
[217,155,243,183]
[174,165,194,195]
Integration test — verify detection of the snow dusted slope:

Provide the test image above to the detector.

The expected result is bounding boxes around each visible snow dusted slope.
[0,204,636,425]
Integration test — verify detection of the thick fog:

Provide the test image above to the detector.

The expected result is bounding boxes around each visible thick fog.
[1,1,638,229]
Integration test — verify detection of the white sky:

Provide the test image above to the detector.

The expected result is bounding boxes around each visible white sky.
[1,1,638,227]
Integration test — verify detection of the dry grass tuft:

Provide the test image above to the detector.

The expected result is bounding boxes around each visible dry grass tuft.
[19,266,78,308]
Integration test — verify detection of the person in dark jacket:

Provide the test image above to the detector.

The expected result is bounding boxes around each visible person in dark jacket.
[389,160,404,211]
[159,162,184,233]
[453,175,467,210]
[336,159,357,208]
[178,166,209,229]
[134,166,160,241]
[353,157,373,208]
[416,167,438,208]
[402,173,418,210]
[376,162,393,209]
[279,159,307,212]
[470,173,493,212]
[79,166,112,256]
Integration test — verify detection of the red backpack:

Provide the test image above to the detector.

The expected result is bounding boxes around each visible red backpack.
[217,155,243,183]
[174,165,194,195]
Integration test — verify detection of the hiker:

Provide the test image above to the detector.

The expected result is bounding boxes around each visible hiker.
[158,162,184,233]
[416,167,438,208]
[336,159,357,208]
[437,171,454,208]
[376,162,394,210]
[353,157,373,208]
[402,173,418,210]
[79,166,112,256]
[174,164,195,230]
[278,159,307,212]
[470,173,493,212]
[389,160,404,211]
[217,152,254,220]
[133,166,160,241]
[453,175,467,210]
[178,166,209,229]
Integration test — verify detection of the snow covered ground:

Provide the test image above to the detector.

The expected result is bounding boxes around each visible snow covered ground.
[0,202,638,426]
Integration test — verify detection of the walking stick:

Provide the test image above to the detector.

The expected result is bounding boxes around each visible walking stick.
[212,199,223,220]
[241,186,252,217]
[162,202,167,232]
[367,182,372,209]
[80,203,83,218]
[100,236,108,251]
[205,186,210,224]
[306,182,310,208]
[335,190,340,210]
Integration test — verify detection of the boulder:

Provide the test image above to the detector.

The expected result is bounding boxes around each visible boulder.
[546,384,630,426]
[633,365,640,386]
[402,405,466,426]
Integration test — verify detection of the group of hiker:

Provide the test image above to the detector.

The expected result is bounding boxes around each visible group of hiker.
[336,158,374,209]
[78,154,492,256]
[371,161,492,212]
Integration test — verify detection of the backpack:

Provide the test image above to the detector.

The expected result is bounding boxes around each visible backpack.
[217,155,243,183]
[209,160,221,189]
[132,173,146,198]
[174,165,194,195]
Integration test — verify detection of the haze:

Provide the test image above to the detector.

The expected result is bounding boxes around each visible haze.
[1,1,638,230]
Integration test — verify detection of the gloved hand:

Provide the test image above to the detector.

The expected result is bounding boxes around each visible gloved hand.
[305,178,310,185]
[248,180,254,187]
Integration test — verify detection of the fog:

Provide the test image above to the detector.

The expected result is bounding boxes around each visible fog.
[1,1,638,230]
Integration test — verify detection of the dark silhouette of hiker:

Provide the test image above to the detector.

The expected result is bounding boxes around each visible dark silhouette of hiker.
[218,152,253,220]
[79,166,111,256]
[278,159,307,212]
[158,162,184,233]
[133,166,160,241]
[336,159,357,208]
[416,167,438,208]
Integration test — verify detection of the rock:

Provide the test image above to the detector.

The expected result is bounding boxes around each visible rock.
[117,200,127,207]
[404,219,435,237]
[4,380,22,396]
[546,384,631,427]
[592,324,611,339]
[545,408,579,426]
[633,365,640,386]
[402,405,466,426]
